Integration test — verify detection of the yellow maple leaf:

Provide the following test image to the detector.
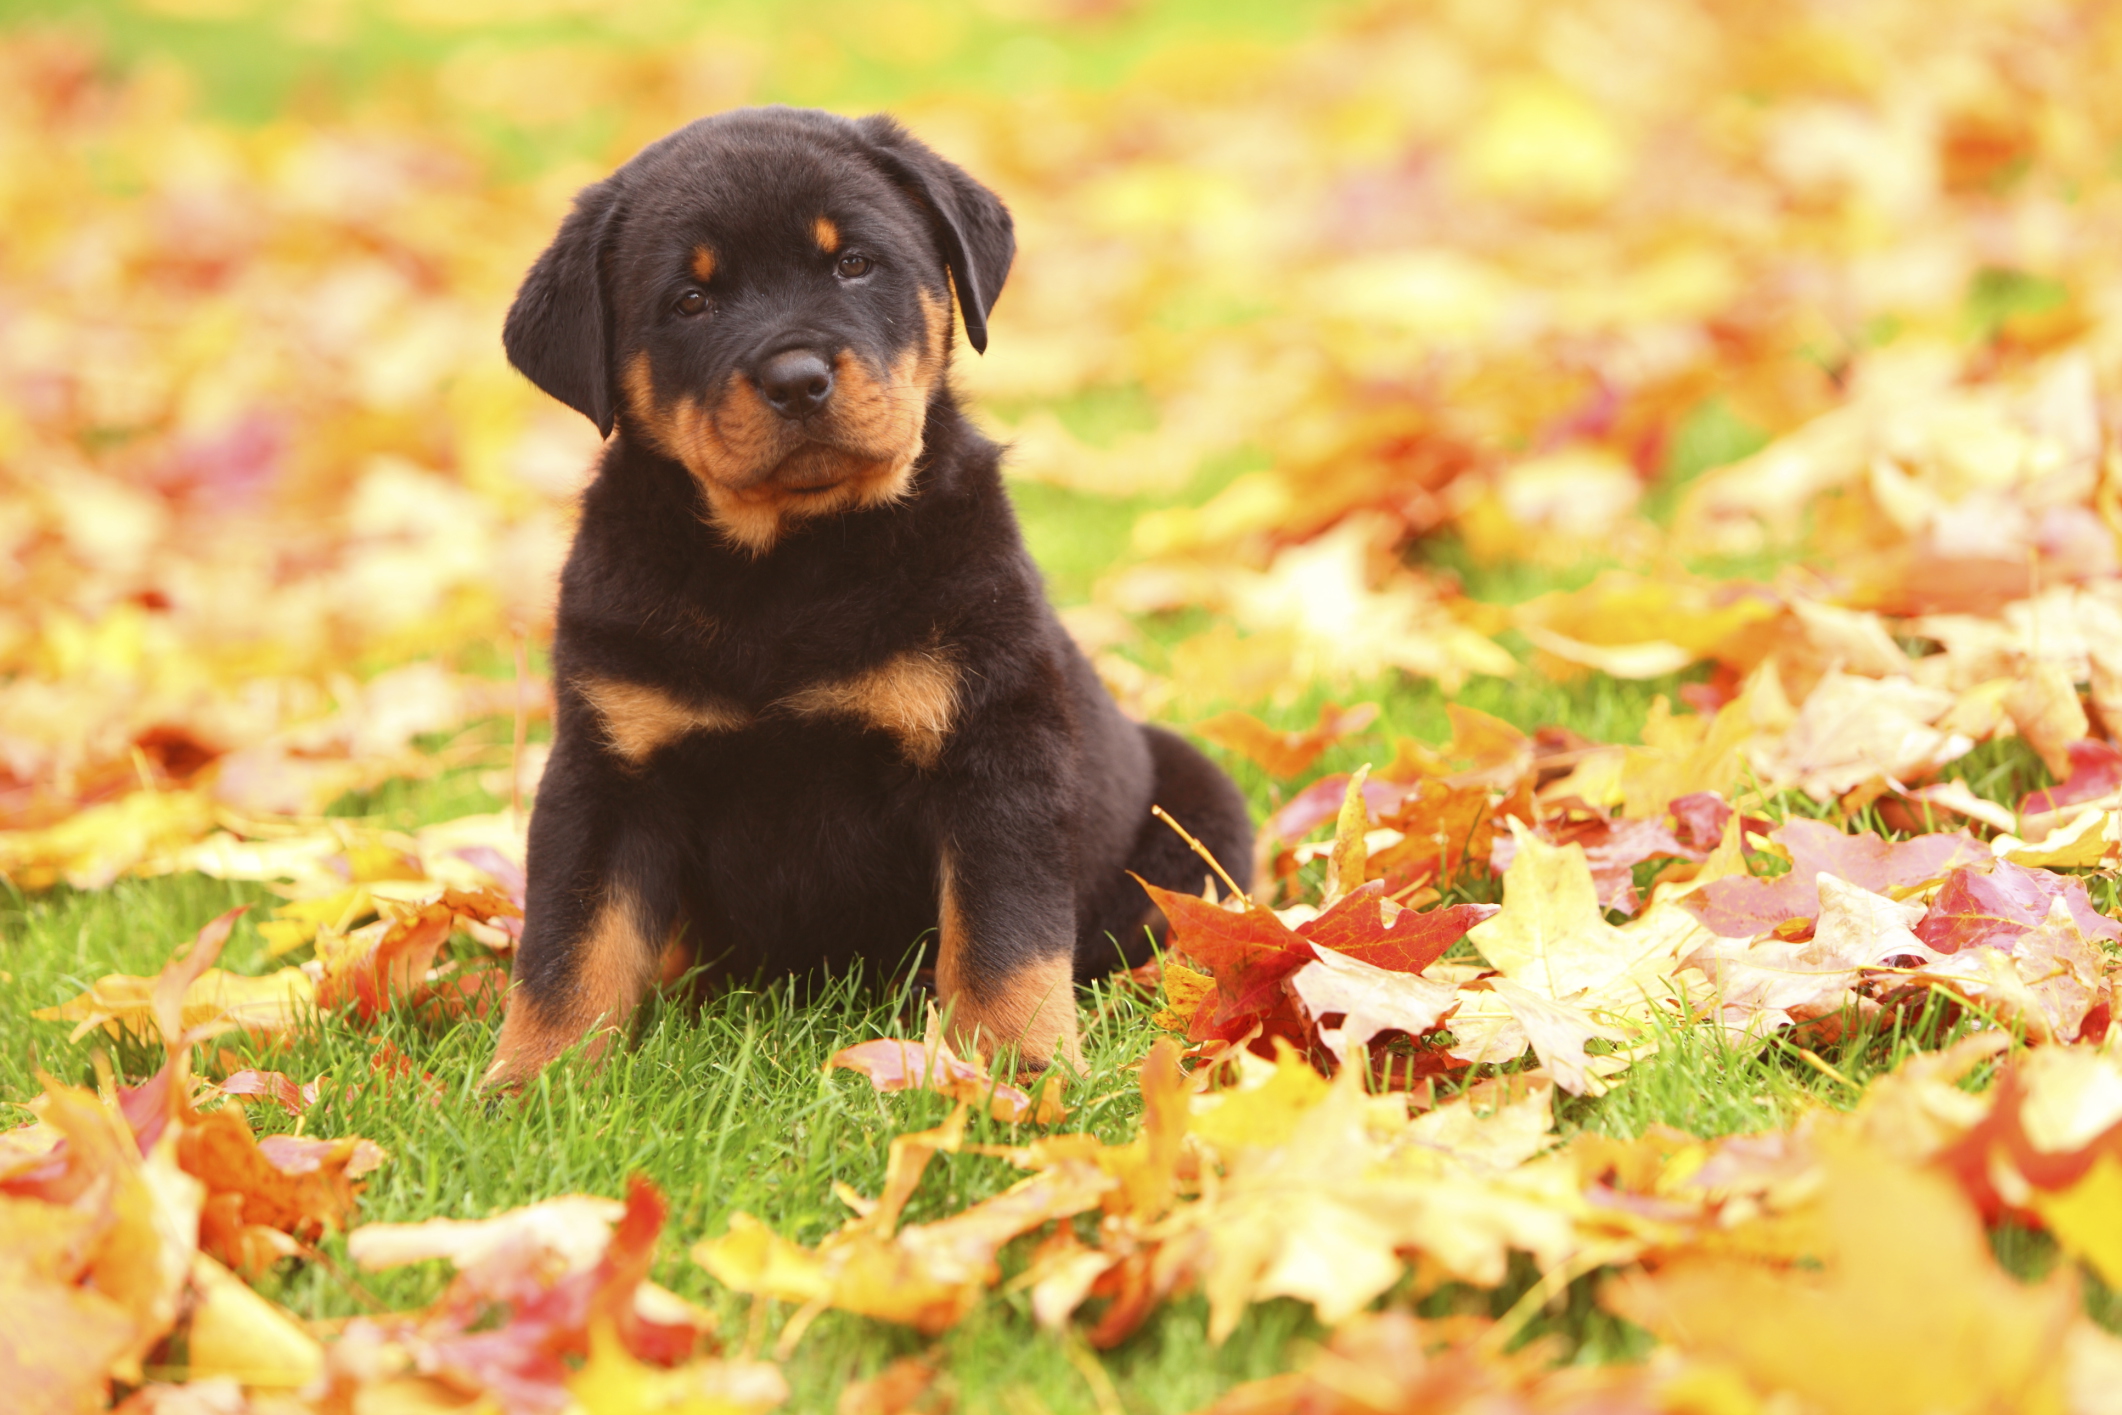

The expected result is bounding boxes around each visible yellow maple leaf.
[2030,1156,2122,1290]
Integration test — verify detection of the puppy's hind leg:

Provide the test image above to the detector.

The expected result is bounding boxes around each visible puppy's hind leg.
[1087,724,1256,969]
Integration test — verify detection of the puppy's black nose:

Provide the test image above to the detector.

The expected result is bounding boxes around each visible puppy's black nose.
[756,348,835,418]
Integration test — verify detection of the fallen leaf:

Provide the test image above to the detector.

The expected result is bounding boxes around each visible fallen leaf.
[1915,858,2122,955]
[348,1194,628,1284]
[184,1252,323,1389]
[1683,818,1986,939]
[2030,1155,2122,1290]
[2005,660,2091,778]
[835,1356,941,1415]
[33,908,313,1046]
[1486,978,1626,1097]
[200,1069,320,1118]
[1608,1134,2082,1415]
[1907,897,2107,1042]
[1369,777,1502,893]
[1287,946,1458,1067]
[569,1322,787,1415]
[1685,874,1937,1035]
[1144,876,1490,1047]
[2022,737,2122,827]
[694,1164,1112,1338]
[828,1036,1037,1124]
[1489,809,1701,915]
[0,1080,203,1393]
[1747,669,1972,800]
[1199,1309,1659,1415]
[1931,1044,2122,1223]
[1193,702,1379,779]
[1260,771,1418,846]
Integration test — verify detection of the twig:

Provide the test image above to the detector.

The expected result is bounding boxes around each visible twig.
[1151,804,1251,905]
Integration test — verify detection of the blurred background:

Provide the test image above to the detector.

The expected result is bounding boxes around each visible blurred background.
[6,0,2122,884]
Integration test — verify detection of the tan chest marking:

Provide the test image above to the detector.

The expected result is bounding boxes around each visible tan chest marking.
[781,645,958,768]
[577,676,748,765]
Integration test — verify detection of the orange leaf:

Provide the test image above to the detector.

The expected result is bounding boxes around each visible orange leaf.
[1193,701,1379,778]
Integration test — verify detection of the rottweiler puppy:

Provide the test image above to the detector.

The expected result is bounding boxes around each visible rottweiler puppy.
[487,106,1253,1085]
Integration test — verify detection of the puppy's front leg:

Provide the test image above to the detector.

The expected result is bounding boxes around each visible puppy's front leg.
[935,831,1084,1076]
[484,740,682,1088]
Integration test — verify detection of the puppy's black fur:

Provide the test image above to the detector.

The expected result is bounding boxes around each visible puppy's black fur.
[489,107,1252,1082]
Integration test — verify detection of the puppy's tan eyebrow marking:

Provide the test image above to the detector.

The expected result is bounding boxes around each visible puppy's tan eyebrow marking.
[813,216,839,254]
[690,245,717,283]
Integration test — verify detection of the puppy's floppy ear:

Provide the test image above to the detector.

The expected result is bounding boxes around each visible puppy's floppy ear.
[504,176,624,436]
[855,115,1015,355]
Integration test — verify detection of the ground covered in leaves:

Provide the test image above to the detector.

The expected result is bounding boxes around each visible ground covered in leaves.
[11,1,2122,1412]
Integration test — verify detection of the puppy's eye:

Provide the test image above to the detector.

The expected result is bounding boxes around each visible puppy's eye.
[836,253,874,279]
[674,289,708,316]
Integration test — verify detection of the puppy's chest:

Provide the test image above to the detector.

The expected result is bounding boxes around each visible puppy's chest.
[575,606,970,773]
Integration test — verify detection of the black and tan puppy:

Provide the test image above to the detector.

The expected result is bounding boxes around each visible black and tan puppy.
[487,106,1253,1085]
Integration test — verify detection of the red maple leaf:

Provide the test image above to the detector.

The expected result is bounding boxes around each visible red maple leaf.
[1140,879,1492,1045]
[1915,858,2122,956]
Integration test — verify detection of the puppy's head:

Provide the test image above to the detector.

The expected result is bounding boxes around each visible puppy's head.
[504,107,1013,554]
